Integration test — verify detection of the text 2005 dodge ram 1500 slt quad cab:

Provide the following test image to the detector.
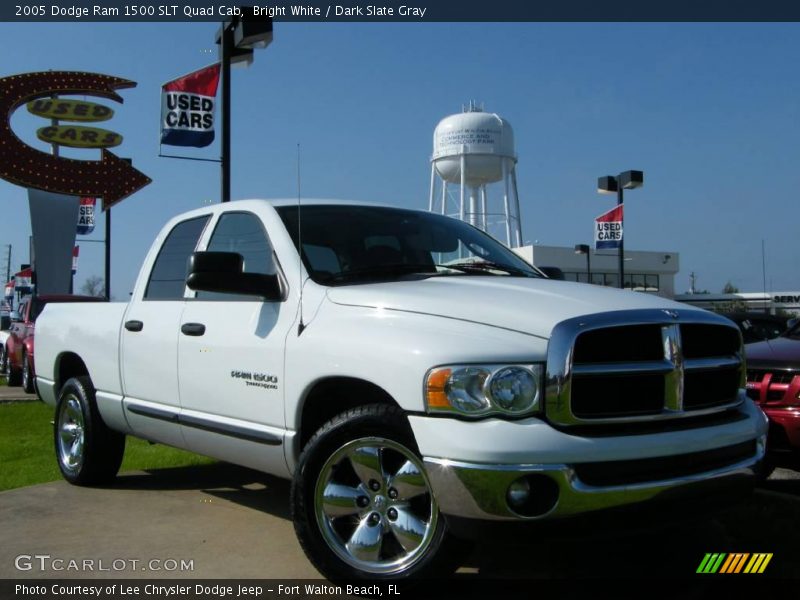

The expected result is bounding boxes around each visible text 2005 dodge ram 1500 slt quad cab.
[35,199,767,581]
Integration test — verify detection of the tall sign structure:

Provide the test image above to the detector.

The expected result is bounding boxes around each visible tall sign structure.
[0,71,151,296]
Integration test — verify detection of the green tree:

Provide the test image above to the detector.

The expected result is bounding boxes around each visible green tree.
[722,281,740,294]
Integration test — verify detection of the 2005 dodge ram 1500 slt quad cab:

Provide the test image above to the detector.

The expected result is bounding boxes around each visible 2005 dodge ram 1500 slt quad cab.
[35,199,768,581]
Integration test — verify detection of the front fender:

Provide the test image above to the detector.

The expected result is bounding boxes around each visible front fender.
[284,301,549,429]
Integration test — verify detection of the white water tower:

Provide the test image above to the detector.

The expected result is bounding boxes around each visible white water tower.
[429,102,523,247]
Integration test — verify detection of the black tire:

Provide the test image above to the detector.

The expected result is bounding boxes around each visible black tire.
[21,352,35,394]
[291,404,469,582]
[0,344,6,375]
[54,376,125,485]
[7,361,21,386]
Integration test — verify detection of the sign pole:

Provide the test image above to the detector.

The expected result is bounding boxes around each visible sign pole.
[617,186,624,289]
[105,208,111,301]
[220,23,231,203]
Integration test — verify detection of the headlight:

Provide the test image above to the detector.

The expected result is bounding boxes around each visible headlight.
[425,364,543,417]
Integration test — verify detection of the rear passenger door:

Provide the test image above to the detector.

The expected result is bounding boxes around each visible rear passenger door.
[120,215,209,447]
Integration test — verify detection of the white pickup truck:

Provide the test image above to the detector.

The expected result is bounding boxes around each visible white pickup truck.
[36,199,767,581]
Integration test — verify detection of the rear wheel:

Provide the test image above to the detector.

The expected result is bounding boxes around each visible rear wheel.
[21,352,35,394]
[55,376,125,485]
[7,360,21,386]
[291,404,468,581]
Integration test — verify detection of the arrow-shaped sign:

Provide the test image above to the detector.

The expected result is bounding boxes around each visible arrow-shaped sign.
[0,71,151,209]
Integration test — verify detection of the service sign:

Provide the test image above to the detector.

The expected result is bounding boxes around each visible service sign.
[77,197,96,235]
[595,205,623,250]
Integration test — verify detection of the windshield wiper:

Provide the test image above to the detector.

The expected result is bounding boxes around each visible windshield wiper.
[441,260,535,277]
[321,263,438,283]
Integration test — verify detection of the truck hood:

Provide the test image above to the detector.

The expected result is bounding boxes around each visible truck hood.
[326,276,697,338]
[745,336,800,368]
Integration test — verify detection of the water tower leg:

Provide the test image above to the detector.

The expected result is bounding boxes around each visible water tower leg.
[480,185,488,231]
[459,154,466,223]
[441,182,447,215]
[502,159,512,246]
[511,168,522,247]
[429,163,436,213]
[469,187,480,228]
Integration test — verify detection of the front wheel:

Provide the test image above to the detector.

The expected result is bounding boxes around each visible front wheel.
[55,376,126,485]
[291,404,467,581]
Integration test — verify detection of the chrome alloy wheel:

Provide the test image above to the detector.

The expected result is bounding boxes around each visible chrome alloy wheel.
[57,395,86,475]
[22,357,30,389]
[314,437,438,574]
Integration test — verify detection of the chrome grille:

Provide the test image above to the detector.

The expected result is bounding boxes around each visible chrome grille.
[546,309,745,427]
[745,369,800,404]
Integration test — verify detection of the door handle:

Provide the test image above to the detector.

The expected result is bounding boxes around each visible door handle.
[181,323,206,336]
[124,320,144,332]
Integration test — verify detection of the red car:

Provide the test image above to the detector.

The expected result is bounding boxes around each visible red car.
[745,319,800,470]
[5,294,105,393]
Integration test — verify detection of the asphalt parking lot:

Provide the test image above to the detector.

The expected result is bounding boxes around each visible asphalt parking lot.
[1,463,798,580]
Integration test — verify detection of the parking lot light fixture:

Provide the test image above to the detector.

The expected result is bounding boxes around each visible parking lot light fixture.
[574,244,591,281]
[596,170,644,289]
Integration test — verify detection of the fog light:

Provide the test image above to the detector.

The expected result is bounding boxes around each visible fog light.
[505,475,560,517]
[506,478,531,509]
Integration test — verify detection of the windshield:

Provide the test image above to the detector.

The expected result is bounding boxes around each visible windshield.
[785,319,800,340]
[277,205,542,285]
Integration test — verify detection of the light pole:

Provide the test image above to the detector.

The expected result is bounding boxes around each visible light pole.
[574,244,591,282]
[216,11,273,203]
[597,170,643,289]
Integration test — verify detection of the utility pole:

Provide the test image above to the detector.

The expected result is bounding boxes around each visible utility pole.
[3,245,10,283]
[215,11,273,203]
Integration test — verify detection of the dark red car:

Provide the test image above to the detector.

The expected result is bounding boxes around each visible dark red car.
[5,294,105,393]
[745,320,800,470]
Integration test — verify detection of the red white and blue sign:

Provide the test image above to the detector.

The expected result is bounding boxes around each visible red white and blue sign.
[77,197,96,235]
[14,268,32,294]
[72,246,79,275]
[160,63,220,148]
[595,204,623,250]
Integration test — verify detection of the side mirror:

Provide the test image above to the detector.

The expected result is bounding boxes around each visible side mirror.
[186,251,283,301]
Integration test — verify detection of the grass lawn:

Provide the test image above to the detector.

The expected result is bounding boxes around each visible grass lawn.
[0,401,215,491]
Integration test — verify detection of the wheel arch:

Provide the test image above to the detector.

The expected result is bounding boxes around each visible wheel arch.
[294,376,402,458]
[54,352,91,394]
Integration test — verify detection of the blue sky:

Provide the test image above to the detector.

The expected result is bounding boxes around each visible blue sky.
[1,22,798,298]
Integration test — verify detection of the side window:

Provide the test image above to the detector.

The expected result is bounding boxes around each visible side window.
[145,216,210,300]
[196,212,276,301]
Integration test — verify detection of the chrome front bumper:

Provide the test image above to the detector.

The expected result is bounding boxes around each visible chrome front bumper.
[423,435,766,521]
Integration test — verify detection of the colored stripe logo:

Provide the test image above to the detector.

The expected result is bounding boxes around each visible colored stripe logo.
[697,553,773,574]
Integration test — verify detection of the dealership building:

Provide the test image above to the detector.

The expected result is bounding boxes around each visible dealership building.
[514,245,680,299]
[674,291,800,315]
